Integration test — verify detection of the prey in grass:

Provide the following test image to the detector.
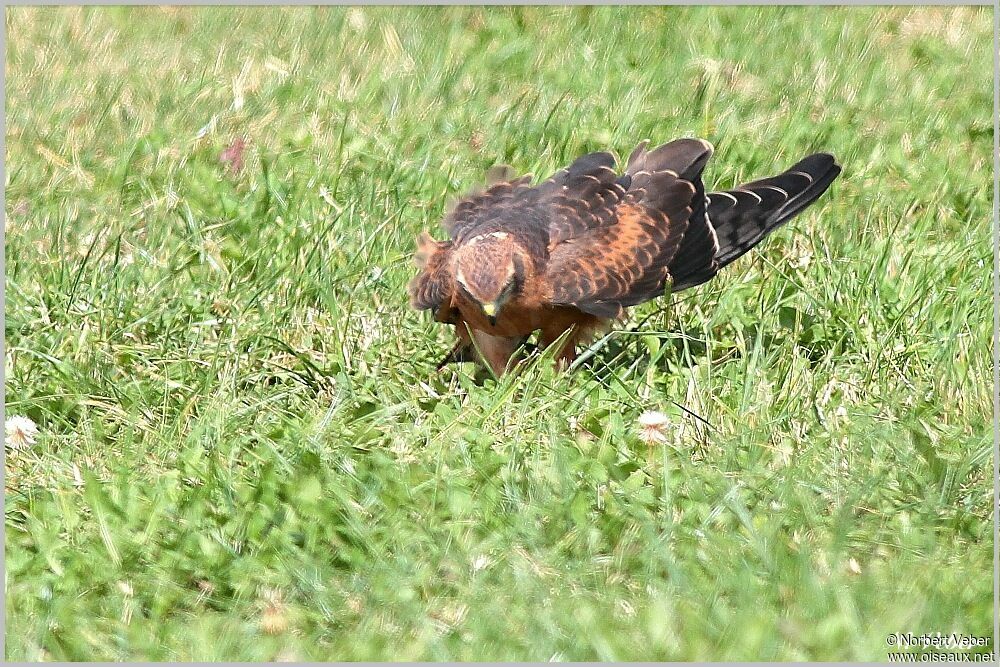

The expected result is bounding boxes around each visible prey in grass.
[410,138,841,376]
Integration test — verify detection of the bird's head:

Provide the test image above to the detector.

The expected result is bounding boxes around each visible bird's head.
[454,232,526,326]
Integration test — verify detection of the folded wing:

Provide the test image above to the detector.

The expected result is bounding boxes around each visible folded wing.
[543,139,714,318]
[408,232,453,312]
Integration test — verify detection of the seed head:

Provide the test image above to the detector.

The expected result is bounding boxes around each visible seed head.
[5,416,38,451]
[636,410,670,445]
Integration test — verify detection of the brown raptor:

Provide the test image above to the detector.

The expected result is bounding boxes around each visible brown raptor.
[409,138,841,375]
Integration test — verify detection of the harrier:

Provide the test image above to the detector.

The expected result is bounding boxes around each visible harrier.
[409,138,840,375]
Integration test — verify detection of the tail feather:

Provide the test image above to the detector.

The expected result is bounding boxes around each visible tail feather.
[711,153,841,268]
[670,152,840,290]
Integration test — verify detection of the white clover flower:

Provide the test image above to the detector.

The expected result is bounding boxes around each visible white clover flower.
[790,249,813,270]
[5,415,39,451]
[636,410,670,445]
[471,554,492,572]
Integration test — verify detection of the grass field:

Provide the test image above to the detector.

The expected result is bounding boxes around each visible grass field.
[4,6,993,661]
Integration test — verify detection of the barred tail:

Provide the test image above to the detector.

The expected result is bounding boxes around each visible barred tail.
[670,152,841,291]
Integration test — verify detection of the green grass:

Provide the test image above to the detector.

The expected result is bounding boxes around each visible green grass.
[4,6,993,661]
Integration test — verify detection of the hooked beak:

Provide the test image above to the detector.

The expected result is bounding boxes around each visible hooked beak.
[482,302,498,326]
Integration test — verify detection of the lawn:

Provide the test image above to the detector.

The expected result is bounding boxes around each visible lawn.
[4,6,993,661]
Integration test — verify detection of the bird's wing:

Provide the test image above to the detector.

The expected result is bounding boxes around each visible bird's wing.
[442,172,535,244]
[535,151,625,248]
[543,139,715,319]
[441,152,628,259]
[408,231,453,312]
[543,181,695,318]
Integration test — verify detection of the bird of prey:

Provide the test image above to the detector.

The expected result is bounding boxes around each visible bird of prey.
[409,138,841,376]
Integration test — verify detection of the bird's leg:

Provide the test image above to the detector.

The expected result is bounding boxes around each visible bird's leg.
[436,339,475,369]
[435,326,526,376]
[554,346,578,370]
[470,330,522,377]
[436,325,477,369]
[539,325,579,371]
